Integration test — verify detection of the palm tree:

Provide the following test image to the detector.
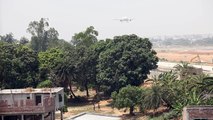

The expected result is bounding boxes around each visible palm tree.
[197,77,213,94]
[54,60,76,98]
[148,71,178,109]
[144,85,162,114]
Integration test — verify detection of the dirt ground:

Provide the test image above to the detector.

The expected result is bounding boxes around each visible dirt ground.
[55,90,145,119]
[156,48,213,64]
[55,90,168,120]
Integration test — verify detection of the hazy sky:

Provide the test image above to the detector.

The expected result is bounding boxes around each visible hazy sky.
[0,0,213,40]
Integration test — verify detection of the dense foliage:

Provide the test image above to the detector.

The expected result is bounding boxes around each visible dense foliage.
[0,42,39,88]
[0,19,158,99]
[2,18,212,119]
[111,85,144,115]
[27,18,61,52]
[97,35,158,94]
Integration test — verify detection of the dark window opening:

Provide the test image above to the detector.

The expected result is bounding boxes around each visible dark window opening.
[4,115,21,120]
[35,95,42,105]
[59,94,62,102]
[27,96,30,99]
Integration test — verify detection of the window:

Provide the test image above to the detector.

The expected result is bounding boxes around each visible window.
[35,95,42,105]
[27,96,30,99]
[59,94,62,102]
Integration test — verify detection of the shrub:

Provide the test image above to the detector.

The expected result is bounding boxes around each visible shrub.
[111,85,144,115]
[37,80,53,88]
[149,110,180,120]
[70,96,88,103]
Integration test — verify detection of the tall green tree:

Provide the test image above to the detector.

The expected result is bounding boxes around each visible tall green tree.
[54,58,77,98]
[97,34,158,94]
[27,18,59,52]
[71,26,98,47]
[39,48,64,70]
[111,85,144,115]
[0,33,16,43]
[19,37,29,45]
[70,26,99,97]
[38,48,65,81]
[0,42,39,88]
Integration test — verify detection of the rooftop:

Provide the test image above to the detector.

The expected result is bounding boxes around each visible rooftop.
[0,87,63,94]
[67,112,121,120]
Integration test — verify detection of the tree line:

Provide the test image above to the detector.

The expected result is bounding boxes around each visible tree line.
[1,18,212,119]
[0,18,158,98]
[151,37,213,47]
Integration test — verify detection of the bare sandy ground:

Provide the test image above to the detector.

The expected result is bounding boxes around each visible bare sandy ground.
[55,90,167,120]
[156,48,213,64]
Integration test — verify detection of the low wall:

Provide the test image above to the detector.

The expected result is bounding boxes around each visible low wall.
[183,106,213,120]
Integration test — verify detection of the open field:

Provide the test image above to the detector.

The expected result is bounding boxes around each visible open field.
[55,90,148,120]
[155,47,213,64]
[55,90,169,120]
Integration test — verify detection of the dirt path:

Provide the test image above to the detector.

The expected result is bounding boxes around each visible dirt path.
[55,99,150,120]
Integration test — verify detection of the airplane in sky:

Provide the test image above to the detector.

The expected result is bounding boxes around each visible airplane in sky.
[113,17,133,22]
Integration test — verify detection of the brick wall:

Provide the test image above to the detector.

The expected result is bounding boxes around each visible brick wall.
[43,97,55,112]
[0,97,55,115]
[183,106,213,120]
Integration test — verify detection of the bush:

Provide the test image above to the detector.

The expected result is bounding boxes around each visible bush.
[111,85,144,115]
[62,105,68,112]
[37,80,53,88]
[149,110,180,120]
[70,96,88,103]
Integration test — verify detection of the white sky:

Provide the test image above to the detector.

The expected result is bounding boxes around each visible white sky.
[0,0,213,41]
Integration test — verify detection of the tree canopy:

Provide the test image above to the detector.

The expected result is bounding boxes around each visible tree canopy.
[111,85,144,115]
[0,42,39,88]
[27,18,59,52]
[97,34,158,94]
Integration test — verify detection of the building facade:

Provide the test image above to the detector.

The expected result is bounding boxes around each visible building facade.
[0,87,64,120]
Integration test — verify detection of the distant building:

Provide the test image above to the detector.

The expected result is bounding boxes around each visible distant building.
[0,87,64,120]
[179,67,203,79]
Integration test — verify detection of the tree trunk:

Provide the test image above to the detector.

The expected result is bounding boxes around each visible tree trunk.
[85,82,89,97]
[95,82,99,94]
[153,109,156,116]
[129,106,135,116]
[69,82,76,98]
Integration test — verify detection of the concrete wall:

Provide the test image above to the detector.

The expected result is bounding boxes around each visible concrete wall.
[54,89,64,111]
[0,94,31,106]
